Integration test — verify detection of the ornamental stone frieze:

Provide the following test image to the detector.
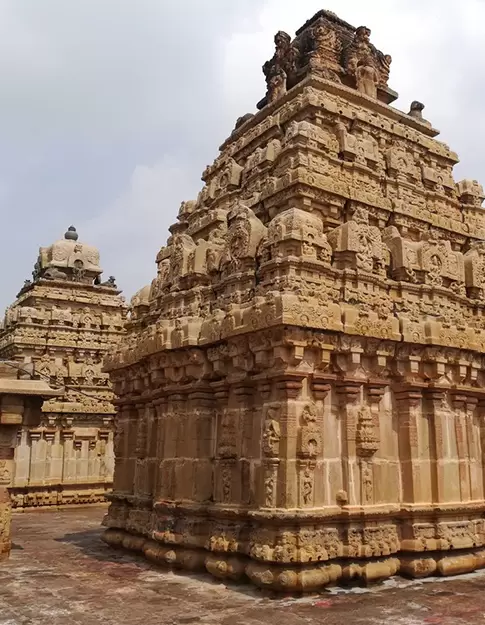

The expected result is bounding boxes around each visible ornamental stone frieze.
[102,10,485,591]
[0,227,126,509]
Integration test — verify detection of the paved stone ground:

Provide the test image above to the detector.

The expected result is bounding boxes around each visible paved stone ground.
[2,509,485,624]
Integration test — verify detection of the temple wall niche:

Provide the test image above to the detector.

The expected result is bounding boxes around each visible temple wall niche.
[102,9,485,592]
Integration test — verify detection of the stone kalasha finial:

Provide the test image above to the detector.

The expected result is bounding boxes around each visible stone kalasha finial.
[64,226,79,241]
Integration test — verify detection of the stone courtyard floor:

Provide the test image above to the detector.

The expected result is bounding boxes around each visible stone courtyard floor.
[2,509,485,624]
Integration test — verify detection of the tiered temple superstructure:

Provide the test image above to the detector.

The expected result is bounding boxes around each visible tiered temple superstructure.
[0,227,126,508]
[102,10,485,591]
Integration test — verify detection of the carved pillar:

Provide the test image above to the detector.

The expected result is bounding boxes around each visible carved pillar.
[274,373,304,509]
[213,383,235,505]
[12,428,30,487]
[0,426,17,560]
[126,405,139,497]
[336,382,361,507]
[73,439,83,482]
[61,429,75,486]
[144,403,157,502]
[133,402,148,500]
[98,430,110,481]
[28,431,43,483]
[113,405,129,494]
[188,387,213,503]
[465,396,481,501]
[233,382,254,506]
[43,430,56,485]
[356,384,383,506]
[153,397,167,500]
[425,389,448,504]
[88,439,98,484]
[261,380,280,508]
[450,392,471,502]
[395,386,423,504]
[310,376,332,506]
[477,399,485,502]
[49,428,63,488]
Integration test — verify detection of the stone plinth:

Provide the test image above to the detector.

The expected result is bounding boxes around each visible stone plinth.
[102,11,485,591]
[0,228,126,509]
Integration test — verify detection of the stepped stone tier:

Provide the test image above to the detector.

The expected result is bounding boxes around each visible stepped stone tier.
[102,10,485,591]
[0,362,61,559]
[0,227,126,509]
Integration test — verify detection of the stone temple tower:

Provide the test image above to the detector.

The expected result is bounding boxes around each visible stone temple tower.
[102,10,485,591]
[0,226,126,508]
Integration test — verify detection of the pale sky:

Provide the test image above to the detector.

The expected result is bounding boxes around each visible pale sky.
[1,0,484,311]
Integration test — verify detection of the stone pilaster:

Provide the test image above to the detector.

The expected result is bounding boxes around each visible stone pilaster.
[395,386,424,504]
[336,381,361,507]
[450,392,471,502]
[424,389,449,504]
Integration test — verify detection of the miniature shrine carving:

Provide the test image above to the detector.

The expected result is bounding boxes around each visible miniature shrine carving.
[102,9,485,592]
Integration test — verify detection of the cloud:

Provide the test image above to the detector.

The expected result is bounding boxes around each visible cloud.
[2,0,485,313]
[0,0,263,312]
[81,158,200,298]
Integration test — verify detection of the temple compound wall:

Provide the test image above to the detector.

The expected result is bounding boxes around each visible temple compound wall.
[0,227,126,509]
[102,10,485,591]
[0,362,61,559]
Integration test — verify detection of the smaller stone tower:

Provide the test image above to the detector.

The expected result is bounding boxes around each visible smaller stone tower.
[0,227,126,509]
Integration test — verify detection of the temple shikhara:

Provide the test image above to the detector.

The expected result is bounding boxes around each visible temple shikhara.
[101,10,485,591]
[0,227,126,509]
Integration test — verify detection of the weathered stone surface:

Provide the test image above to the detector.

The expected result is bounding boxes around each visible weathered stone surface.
[103,11,485,592]
[0,228,126,509]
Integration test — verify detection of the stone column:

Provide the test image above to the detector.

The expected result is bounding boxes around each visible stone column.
[450,392,471,502]
[48,427,63,489]
[274,373,304,509]
[356,384,383,506]
[152,397,167,500]
[113,405,130,494]
[187,387,213,503]
[233,382,254,506]
[395,386,424,504]
[43,430,56,485]
[213,382,234,505]
[425,389,448,504]
[310,376,332,507]
[74,438,84,482]
[12,428,30,488]
[61,429,75,486]
[464,397,480,501]
[259,380,278,509]
[0,427,17,560]
[88,439,98,485]
[478,399,485,502]
[28,431,43,484]
[133,403,147,500]
[336,381,361,507]
[98,429,110,482]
